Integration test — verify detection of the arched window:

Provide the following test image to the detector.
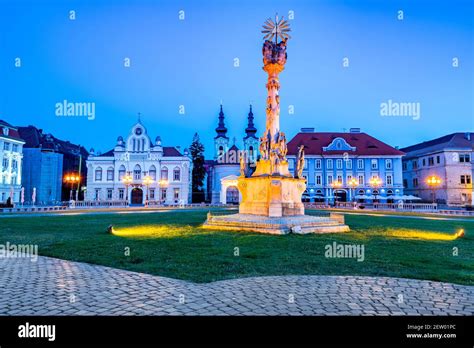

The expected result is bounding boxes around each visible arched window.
[118,165,126,181]
[160,167,168,181]
[358,189,364,195]
[132,139,136,152]
[149,165,156,180]
[134,164,141,180]
[95,167,103,181]
[387,189,394,195]
[173,167,181,181]
[218,145,224,156]
[107,167,114,181]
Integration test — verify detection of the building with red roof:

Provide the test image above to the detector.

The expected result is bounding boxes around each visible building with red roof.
[286,127,405,203]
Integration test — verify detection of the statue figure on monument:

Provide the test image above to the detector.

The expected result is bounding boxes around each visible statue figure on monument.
[295,145,305,178]
[277,132,287,159]
[239,152,247,177]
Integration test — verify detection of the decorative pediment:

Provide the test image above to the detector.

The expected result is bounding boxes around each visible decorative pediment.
[323,137,356,152]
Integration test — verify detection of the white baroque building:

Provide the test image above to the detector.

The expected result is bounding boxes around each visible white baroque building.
[86,120,191,205]
[0,120,25,204]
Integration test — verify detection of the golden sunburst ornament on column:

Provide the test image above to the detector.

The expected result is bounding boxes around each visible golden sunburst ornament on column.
[262,14,291,42]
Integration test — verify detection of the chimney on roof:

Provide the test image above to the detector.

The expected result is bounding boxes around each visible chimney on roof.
[300,127,315,133]
[349,128,361,133]
[465,132,471,141]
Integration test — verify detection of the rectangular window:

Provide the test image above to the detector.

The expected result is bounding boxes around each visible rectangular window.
[346,159,352,169]
[347,175,352,183]
[413,178,418,187]
[337,175,342,184]
[358,175,364,185]
[173,188,180,201]
[428,157,434,166]
[327,175,333,185]
[150,189,155,199]
[386,175,393,185]
[107,189,113,200]
[12,160,17,170]
[412,160,418,169]
[95,170,102,181]
[316,174,322,185]
[336,159,343,169]
[403,179,408,188]
[327,159,333,169]
[3,142,10,151]
[357,159,364,169]
[315,159,321,169]
[107,169,114,181]
[95,189,100,200]
[2,158,7,169]
[304,159,308,169]
[402,162,407,170]
[12,144,18,152]
[460,175,471,184]
[459,154,470,163]
[436,155,440,164]
[371,159,378,170]
[173,169,180,181]
[385,159,392,169]
[160,188,167,201]
[134,170,141,180]
[119,189,124,200]
[422,158,426,166]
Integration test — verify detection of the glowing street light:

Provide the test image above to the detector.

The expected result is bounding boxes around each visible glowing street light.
[426,175,441,204]
[348,177,358,202]
[64,174,80,201]
[369,176,382,202]
[122,171,133,203]
[143,174,154,206]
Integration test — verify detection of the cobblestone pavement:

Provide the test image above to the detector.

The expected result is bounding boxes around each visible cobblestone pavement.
[0,256,472,316]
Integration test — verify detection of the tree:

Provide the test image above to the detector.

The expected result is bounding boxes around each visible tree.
[189,133,206,203]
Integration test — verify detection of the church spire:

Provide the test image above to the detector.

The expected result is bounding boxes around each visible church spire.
[215,104,228,139]
[244,104,257,139]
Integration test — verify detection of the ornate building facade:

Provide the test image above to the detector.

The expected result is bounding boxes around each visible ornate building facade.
[401,132,473,206]
[286,128,405,203]
[86,120,191,205]
[0,120,25,204]
[204,105,259,204]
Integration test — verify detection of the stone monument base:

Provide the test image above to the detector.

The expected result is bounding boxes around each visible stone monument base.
[202,213,350,235]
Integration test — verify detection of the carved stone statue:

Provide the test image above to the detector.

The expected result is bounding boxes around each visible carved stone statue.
[239,152,247,177]
[278,132,287,159]
[295,145,305,178]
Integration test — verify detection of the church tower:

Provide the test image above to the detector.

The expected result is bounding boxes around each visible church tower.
[243,105,259,162]
[214,104,229,160]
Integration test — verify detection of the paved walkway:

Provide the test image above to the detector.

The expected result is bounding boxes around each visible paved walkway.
[0,256,472,315]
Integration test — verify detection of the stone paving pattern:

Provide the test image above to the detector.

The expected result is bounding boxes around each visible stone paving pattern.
[0,256,472,315]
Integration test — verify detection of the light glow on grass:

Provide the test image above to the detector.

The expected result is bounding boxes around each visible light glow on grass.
[110,225,189,238]
[387,229,464,241]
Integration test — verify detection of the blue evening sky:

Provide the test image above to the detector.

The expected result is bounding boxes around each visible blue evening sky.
[1,0,473,156]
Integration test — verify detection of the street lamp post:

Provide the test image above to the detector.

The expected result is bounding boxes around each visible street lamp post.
[369,176,382,203]
[64,174,80,201]
[122,171,133,205]
[348,178,358,205]
[143,174,154,207]
[426,175,441,204]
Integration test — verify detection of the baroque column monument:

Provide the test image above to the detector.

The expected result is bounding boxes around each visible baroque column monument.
[204,16,349,234]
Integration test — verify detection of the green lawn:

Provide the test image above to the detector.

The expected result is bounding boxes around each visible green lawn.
[0,209,472,285]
